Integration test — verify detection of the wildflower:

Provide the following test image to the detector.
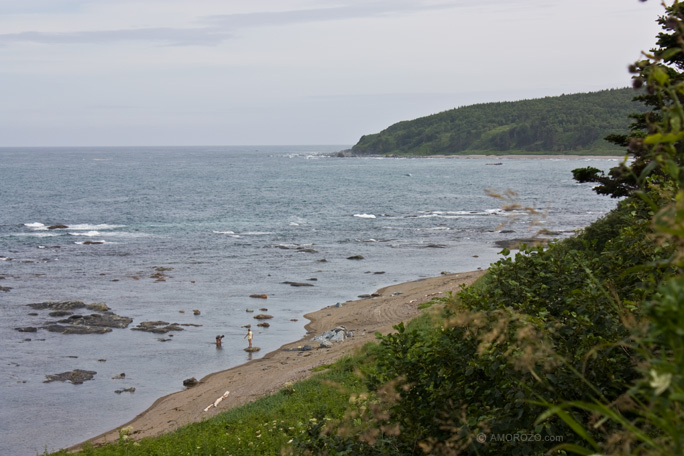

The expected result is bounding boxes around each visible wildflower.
[649,369,672,395]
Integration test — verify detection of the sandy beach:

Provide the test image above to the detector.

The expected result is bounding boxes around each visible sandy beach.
[73,270,486,451]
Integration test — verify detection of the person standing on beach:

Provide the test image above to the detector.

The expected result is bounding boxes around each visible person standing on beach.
[245,328,253,348]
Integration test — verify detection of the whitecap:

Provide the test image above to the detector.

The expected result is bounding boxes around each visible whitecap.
[485,208,505,215]
[25,222,47,230]
[69,231,100,237]
[213,231,235,235]
[67,224,124,231]
[354,213,376,219]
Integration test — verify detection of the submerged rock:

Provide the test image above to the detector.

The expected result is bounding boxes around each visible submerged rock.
[281,281,314,287]
[44,369,96,384]
[27,301,87,311]
[132,321,184,333]
[14,327,38,333]
[115,387,136,394]
[44,324,112,335]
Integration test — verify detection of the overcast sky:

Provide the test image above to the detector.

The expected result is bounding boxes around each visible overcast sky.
[0,0,667,147]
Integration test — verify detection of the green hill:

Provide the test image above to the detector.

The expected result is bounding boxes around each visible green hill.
[350,88,644,156]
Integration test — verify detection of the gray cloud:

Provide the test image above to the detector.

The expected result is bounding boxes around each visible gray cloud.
[203,0,461,28]
[0,0,461,47]
[0,27,234,47]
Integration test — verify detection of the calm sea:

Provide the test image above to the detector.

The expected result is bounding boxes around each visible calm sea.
[0,146,620,455]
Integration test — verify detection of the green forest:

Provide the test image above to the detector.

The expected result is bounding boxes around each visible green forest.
[50,3,684,456]
[350,88,644,156]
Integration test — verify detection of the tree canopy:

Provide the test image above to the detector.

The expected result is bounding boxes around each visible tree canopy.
[350,88,644,156]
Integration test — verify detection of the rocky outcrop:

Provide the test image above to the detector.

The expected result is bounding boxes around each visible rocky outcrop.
[312,326,353,345]
[183,377,198,387]
[24,301,133,335]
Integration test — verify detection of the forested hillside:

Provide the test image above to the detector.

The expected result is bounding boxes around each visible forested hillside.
[351,88,644,155]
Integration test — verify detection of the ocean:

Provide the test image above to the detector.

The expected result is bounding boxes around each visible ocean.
[0,145,620,455]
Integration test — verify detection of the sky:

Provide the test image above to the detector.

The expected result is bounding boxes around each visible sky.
[0,0,669,147]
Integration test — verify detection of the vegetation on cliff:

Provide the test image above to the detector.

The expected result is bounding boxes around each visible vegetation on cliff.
[350,88,644,156]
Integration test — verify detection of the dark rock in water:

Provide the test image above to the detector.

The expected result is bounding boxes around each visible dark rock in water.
[347,255,364,260]
[82,241,104,245]
[47,224,68,230]
[257,322,270,327]
[27,301,132,335]
[424,243,447,249]
[44,369,96,384]
[15,327,38,333]
[86,302,110,312]
[0,285,11,292]
[48,311,72,317]
[132,321,184,333]
[281,281,314,287]
[57,313,133,329]
[254,314,273,320]
[44,324,112,335]
[249,294,268,299]
[297,247,318,254]
[28,301,86,311]
[115,387,136,394]
[183,377,198,387]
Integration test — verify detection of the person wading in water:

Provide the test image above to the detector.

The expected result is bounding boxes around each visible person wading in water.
[244,328,253,348]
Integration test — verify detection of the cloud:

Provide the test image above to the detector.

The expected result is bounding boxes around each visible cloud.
[0,27,234,47]
[0,0,462,47]
[203,0,462,28]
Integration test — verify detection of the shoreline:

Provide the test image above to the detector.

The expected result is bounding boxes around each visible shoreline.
[71,270,487,452]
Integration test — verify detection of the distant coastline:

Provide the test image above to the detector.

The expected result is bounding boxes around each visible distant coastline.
[329,149,626,160]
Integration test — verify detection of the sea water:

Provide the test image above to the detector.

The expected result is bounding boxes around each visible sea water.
[0,146,620,455]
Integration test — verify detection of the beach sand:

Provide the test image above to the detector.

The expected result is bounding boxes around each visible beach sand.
[72,270,486,451]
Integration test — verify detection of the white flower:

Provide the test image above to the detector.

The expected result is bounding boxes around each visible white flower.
[649,369,672,396]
